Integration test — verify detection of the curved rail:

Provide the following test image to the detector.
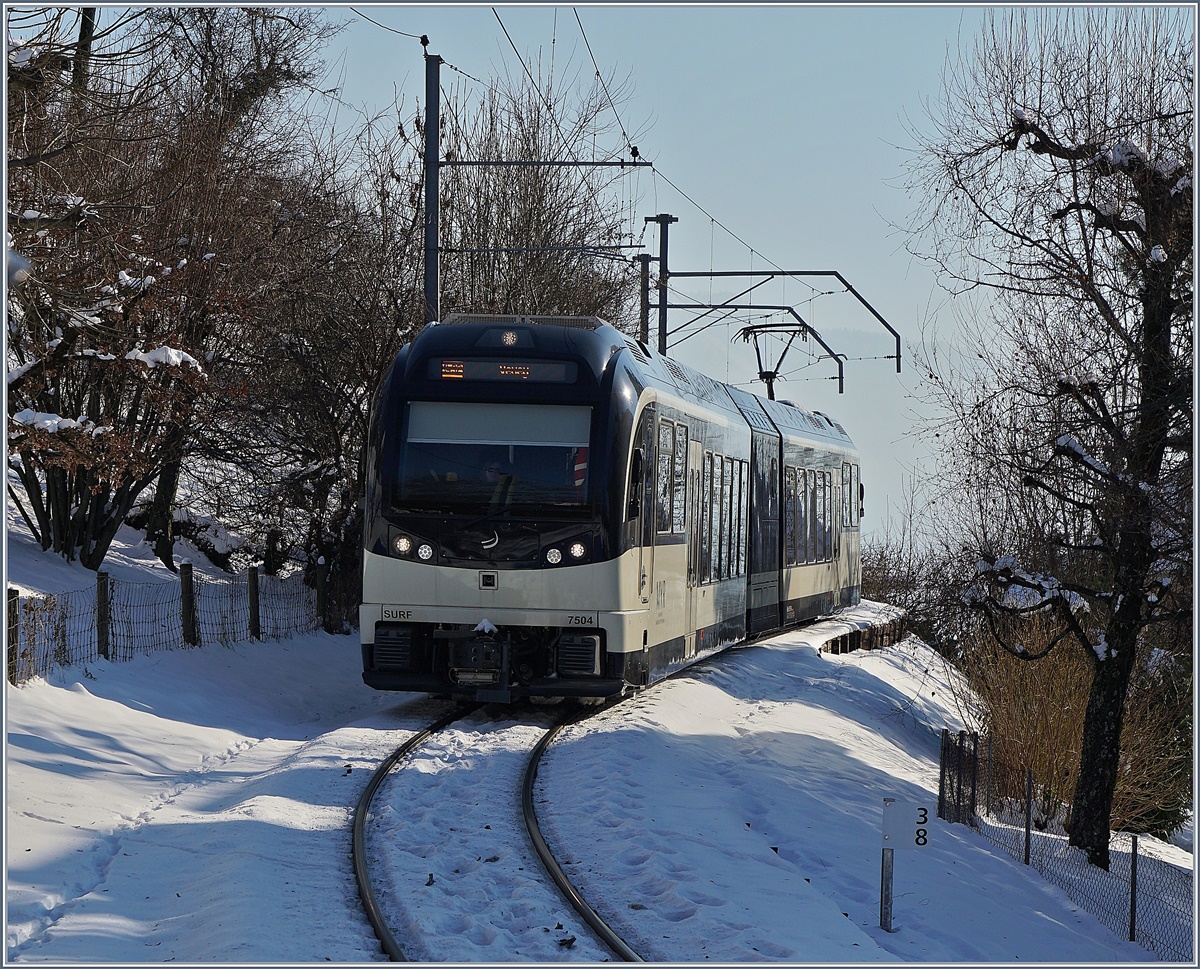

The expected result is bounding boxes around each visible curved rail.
[522,708,645,963]
[352,705,473,962]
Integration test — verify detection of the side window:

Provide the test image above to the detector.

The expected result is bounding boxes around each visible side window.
[824,471,834,559]
[815,470,826,562]
[806,470,817,563]
[721,457,732,579]
[702,451,713,583]
[640,407,656,547]
[738,460,748,576]
[851,463,860,526]
[628,408,651,526]
[715,455,726,580]
[657,420,674,533]
[672,425,688,533]
[798,469,808,564]
[784,467,796,566]
[842,463,851,528]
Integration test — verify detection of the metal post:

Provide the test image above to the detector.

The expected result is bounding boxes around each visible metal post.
[638,253,651,345]
[937,728,948,820]
[1024,768,1033,866]
[1129,834,1138,943]
[956,731,967,820]
[7,587,19,685]
[986,733,993,817]
[645,213,677,354]
[423,53,442,324]
[968,731,979,825]
[880,846,894,932]
[880,796,896,931]
[96,571,109,660]
[657,214,675,355]
[247,566,260,640]
[180,562,198,646]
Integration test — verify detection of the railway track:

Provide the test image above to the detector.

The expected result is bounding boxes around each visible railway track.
[350,705,643,959]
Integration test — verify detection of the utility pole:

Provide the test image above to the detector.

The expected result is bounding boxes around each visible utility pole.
[423,51,442,324]
[645,213,677,354]
[420,50,650,326]
[637,253,652,344]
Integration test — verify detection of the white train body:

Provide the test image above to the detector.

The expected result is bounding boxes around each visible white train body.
[360,315,861,702]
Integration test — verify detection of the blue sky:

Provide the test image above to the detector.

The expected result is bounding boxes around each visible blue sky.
[326,3,989,534]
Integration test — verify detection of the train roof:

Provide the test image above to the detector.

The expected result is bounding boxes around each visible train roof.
[607,328,856,452]
[430,314,855,450]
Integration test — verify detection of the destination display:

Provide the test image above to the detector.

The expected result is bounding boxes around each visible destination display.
[431,358,576,383]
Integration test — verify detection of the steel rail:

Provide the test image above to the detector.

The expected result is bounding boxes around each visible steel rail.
[352,705,476,962]
[522,708,645,962]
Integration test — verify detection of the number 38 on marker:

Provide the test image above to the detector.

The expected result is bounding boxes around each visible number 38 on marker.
[882,800,932,849]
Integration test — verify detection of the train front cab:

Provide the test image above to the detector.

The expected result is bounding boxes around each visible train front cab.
[359,316,651,702]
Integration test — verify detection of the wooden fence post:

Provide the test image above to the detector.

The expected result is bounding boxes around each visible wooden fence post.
[180,562,198,646]
[97,571,110,660]
[7,588,18,685]
[248,566,260,640]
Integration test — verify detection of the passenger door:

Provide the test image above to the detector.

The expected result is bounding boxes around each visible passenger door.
[635,405,656,606]
[684,441,704,658]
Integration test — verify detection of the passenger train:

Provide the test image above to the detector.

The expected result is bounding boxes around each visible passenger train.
[360,314,863,702]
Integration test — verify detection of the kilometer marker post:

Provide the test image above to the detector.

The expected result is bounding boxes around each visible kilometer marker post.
[880,797,931,932]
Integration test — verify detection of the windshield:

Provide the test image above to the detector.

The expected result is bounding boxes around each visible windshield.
[394,401,593,511]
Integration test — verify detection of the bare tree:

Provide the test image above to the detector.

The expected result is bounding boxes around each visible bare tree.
[6,7,203,568]
[132,6,346,566]
[902,8,1192,868]
[180,112,428,628]
[6,7,348,569]
[187,53,647,629]
[436,57,642,327]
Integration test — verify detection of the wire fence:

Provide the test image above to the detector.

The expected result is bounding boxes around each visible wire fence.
[939,729,1194,962]
[7,564,323,686]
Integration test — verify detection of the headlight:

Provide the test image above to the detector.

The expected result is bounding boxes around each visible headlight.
[569,542,587,559]
[392,535,413,555]
[545,547,563,565]
[417,543,435,561]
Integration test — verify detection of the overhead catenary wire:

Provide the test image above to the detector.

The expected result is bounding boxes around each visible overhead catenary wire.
[349,6,425,41]
[573,7,638,161]
[489,7,639,241]
[353,6,852,358]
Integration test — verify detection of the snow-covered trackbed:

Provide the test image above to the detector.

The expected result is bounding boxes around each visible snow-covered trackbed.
[356,701,640,962]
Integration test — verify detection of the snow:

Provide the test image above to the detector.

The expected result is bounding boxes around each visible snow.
[4,516,1189,963]
[9,411,108,438]
[124,346,202,371]
[6,30,35,70]
[1111,140,1149,168]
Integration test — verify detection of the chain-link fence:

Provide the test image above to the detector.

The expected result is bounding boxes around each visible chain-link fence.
[107,576,183,660]
[939,729,1194,962]
[7,565,324,686]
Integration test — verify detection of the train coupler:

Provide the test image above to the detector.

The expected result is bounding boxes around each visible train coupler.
[446,636,511,703]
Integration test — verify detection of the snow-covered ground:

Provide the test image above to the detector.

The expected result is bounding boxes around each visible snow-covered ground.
[4,515,1191,963]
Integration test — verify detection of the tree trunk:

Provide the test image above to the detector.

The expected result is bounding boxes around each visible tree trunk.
[71,8,97,94]
[264,527,286,576]
[1070,257,1175,869]
[1069,631,1137,868]
[145,457,182,571]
